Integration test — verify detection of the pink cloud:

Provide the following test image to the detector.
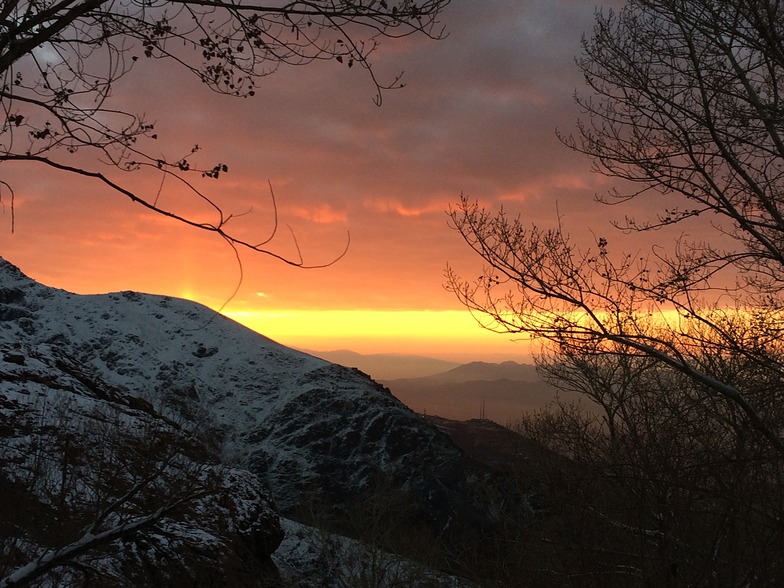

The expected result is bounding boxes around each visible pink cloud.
[0,0,655,359]
[288,203,348,225]
[363,198,446,218]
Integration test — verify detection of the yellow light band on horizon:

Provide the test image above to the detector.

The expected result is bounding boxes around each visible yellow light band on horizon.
[222,308,533,357]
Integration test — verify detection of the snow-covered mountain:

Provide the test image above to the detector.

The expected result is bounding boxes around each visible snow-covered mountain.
[0,339,283,586]
[0,258,517,584]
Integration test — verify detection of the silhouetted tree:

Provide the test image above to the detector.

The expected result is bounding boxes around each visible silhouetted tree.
[448,1,784,581]
[0,0,450,262]
[507,343,784,585]
[448,0,784,456]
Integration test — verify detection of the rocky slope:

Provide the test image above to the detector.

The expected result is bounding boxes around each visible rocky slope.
[0,340,282,587]
[0,258,523,584]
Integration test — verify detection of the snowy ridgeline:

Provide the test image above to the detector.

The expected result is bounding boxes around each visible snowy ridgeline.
[0,259,496,586]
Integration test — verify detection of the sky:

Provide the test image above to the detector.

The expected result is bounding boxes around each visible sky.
[0,0,627,362]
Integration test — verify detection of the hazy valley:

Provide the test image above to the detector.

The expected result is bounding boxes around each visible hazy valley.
[303,350,577,424]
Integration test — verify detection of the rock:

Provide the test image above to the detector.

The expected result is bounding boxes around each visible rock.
[0,342,283,587]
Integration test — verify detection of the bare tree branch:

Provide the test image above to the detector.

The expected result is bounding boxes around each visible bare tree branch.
[448,0,784,458]
[0,0,449,261]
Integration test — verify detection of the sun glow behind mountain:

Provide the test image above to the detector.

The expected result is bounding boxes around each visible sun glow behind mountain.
[222,308,534,362]
[0,2,613,366]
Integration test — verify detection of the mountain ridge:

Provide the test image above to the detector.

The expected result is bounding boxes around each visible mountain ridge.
[301,348,461,380]
[389,360,541,385]
[0,259,481,519]
[0,257,532,585]
[379,360,581,423]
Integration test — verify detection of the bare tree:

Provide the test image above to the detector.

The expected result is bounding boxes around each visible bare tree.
[0,0,450,262]
[448,2,784,580]
[0,377,281,588]
[447,0,784,457]
[0,466,214,588]
[505,342,784,585]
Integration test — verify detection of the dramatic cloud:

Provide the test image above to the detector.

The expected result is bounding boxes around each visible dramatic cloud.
[0,0,639,356]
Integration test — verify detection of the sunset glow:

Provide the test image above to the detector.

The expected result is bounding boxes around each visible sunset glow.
[0,1,631,362]
[223,308,535,361]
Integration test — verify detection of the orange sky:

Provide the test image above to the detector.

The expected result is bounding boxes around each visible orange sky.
[0,0,630,362]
